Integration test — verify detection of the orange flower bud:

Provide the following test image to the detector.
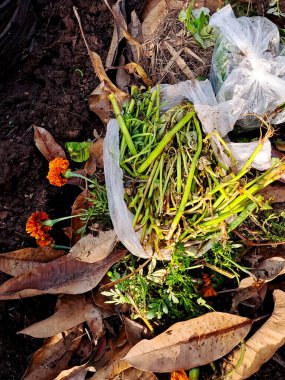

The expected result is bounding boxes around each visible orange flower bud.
[47,157,70,187]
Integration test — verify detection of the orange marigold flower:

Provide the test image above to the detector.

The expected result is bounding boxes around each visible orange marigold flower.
[47,157,70,187]
[171,370,189,380]
[26,211,52,240]
[36,235,55,247]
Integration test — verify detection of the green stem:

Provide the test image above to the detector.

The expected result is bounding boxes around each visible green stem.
[65,171,94,185]
[166,116,202,240]
[137,111,195,173]
[42,213,85,227]
[109,93,137,156]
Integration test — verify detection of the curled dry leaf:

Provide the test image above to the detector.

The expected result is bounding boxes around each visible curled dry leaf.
[252,257,285,281]
[124,312,252,373]
[231,279,267,313]
[0,248,126,300]
[141,0,183,41]
[53,364,95,380]
[124,63,154,87]
[128,11,143,63]
[89,83,114,126]
[122,315,153,346]
[84,301,104,342]
[119,368,158,380]
[0,247,65,276]
[116,55,131,93]
[24,328,82,380]
[71,190,94,245]
[84,138,104,176]
[105,0,127,67]
[33,125,66,161]
[224,290,285,379]
[68,231,117,263]
[19,295,86,338]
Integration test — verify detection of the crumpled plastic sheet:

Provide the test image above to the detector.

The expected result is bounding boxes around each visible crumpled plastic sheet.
[103,119,151,259]
[209,4,285,125]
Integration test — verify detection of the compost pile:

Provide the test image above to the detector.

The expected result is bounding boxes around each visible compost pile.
[2,1,285,380]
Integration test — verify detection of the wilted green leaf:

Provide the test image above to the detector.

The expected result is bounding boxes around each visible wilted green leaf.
[65,141,92,162]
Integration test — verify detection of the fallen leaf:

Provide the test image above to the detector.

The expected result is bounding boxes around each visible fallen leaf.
[116,55,131,93]
[128,11,143,63]
[0,248,126,300]
[117,368,158,380]
[84,138,104,176]
[0,247,65,276]
[33,125,66,161]
[104,0,142,62]
[90,344,131,380]
[260,184,285,203]
[253,257,285,281]
[122,315,153,346]
[194,0,223,12]
[71,190,94,245]
[124,63,154,87]
[73,7,127,103]
[141,0,168,41]
[105,0,127,67]
[84,301,104,342]
[24,328,82,380]
[231,279,266,313]
[19,295,86,338]
[124,312,252,372]
[53,364,95,380]
[223,290,285,379]
[89,84,114,125]
[68,231,117,263]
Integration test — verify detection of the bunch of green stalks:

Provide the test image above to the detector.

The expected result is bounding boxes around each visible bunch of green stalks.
[110,87,285,255]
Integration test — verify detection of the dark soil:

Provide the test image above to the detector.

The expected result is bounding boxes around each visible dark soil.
[0,1,284,379]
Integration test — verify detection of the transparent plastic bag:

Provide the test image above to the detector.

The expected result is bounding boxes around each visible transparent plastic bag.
[209,4,285,125]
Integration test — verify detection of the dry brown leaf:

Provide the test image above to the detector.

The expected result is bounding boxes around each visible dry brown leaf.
[141,0,183,41]
[19,295,86,338]
[53,364,95,380]
[71,190,94,245]
[260,184,285,203]
[116,55,131,93]
[119,368,158,380]
[122,315,153,346]
[68,231,117,263]
[105,0,126,67]
[84,138,104,176]
[224,290,285,379]
[194,0,224,12]
[84,301,104,342]
[0,248,126,300]
[90,342,131,380]
[124,63,154,87]
[33,125,66,161]
[89,83,114,125]
[124,312,252,372]
[0,247,65,276]
[231,279,266,313]
[128,11,143,62]
[104,0,142,61]
[253,257,285,281]
[24,328,82,380]
[73,7,127,103]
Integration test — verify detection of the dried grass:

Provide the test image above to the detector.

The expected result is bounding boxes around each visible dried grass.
[141,9,213,85]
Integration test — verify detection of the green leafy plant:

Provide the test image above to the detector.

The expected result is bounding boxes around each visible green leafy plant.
[267,0,285,17]
[178,1,217,48]
[65,141,92,162]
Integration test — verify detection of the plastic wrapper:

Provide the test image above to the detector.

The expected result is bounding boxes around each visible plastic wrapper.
[209,4,285,125]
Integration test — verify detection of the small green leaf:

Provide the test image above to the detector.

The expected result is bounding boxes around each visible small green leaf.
[65,141,92,162]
